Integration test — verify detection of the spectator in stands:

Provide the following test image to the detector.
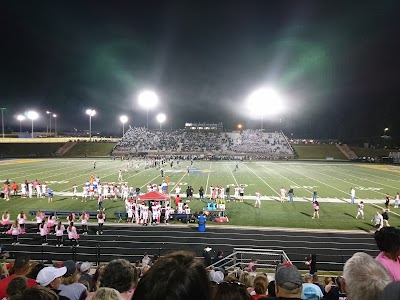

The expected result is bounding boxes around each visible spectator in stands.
[79,261,93,291]
[301,273,323,300]
[58,260,88,300]
[374,226,400,280]
[0,255,37,299]
[239,271,255,291]
[91,264,106,292]
[248,258,257,272]
[213,281,252,300]
[6,276,27,300]
[132,251,211,300]
[26,263,45,281]
[87,259,137,300]
[16,286,60,300]
[305,254,317,275]
[35,266,70,300]
[267,280,276,298]
[251,274,269,299]
[342,252,392,300]
[92,287,123,300]
[141,252,151,267]
[311,274,324,295]
[269,262,302,300]
[382,281,400,300]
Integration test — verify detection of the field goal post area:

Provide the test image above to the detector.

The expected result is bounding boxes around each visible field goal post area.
[209,248,291,273]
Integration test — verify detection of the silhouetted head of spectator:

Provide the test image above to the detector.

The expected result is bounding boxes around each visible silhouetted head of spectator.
[6,276,27,299]
[11,255,31,276]
[17,286,58,300]
[213,281,252,300]
[374,227,400,257]
[132,251,211,300]
[382,281,400,300]
[100,259,138,293]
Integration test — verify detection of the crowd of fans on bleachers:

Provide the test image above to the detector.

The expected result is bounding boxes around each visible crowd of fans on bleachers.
[1,226,399,300]
[113,127,293,156]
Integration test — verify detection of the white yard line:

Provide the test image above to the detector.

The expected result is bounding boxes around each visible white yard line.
[242,163,279,196]
[257,162,313,195]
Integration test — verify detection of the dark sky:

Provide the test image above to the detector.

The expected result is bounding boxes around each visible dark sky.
[0,0,399,139]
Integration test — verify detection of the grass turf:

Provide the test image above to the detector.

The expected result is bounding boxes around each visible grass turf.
[1,158,399,231]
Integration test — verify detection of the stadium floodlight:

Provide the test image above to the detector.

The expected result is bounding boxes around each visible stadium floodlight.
[17,114,26,133]
[120,115,128,136]
[246,88,283,129]
[86,109,96,141]
[27,111,39,138]
[237,124,243,130]
[53,114,57,137]
[156,113,166,130]
[46,110,52,135]
[0,108,6,138]
[138,90,159,129]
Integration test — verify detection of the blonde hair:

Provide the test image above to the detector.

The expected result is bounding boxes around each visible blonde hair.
[92,287,123,300]
[239,271,255,287]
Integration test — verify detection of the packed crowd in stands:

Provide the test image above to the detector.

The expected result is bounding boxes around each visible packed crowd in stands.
[113,127,293,156]
[1,226,400,300]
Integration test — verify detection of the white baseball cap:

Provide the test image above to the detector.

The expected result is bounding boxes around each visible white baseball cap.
[36,266,67,287]
[80,261,92,272]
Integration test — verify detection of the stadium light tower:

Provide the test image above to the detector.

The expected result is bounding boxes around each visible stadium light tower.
[17,114,26,133]
[156,113,166,130]
[120,115,128,136]
[46,111,52,135]
[27,111,39,138]
[86,109,96,141]
[53,114,57,137]
[246,88,283,130]
[138,90,158,129]
[0,108,6,138]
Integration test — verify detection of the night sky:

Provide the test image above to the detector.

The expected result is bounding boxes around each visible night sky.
[0,0,399,139]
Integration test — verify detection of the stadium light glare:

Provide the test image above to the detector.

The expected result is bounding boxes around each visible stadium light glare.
[156,113,166,130]
[53,114,57,136]
[246,87,283,129]
[27,111,39,138]
[86,109,96,140]
[120,115,128,136]
[138,90,159,128]
[17,114,26,133]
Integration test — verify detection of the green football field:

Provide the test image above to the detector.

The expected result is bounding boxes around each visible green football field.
[1,158,399,231]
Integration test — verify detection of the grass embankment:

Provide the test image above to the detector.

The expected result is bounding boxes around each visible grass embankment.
[293,145,347,160]
[63,142,116,157]
[0,143,64,157]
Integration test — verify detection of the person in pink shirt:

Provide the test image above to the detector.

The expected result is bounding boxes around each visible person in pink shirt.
[374,226,400,281]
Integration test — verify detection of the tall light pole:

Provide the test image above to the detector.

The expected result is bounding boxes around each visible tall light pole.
[156,113,166,130]
[86,109,96,141]
[0,108,6,138]
[53,114,57,137]
[46,111,52,135]
[120,115,128,136]
[17,115,25,133]
[138,90,158,129]
[27,111,38,138]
